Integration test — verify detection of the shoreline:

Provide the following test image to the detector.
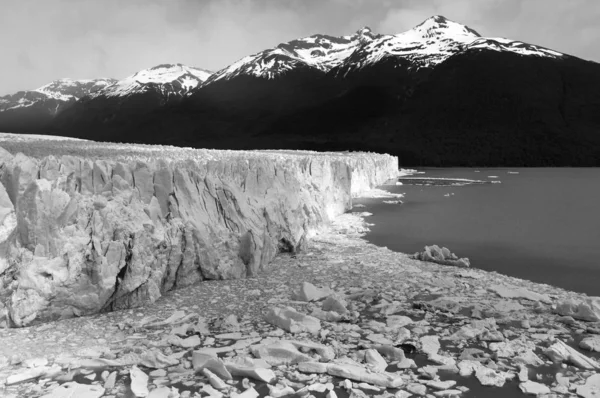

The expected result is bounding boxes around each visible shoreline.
[1,193,599,397]
[361,167,600,297]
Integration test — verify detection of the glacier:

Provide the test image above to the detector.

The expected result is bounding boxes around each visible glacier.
[0,134,397,327]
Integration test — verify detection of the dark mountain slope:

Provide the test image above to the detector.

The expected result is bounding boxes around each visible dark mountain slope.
[259,50,600,166]
[0,78,116,134]
[19,16,600,165]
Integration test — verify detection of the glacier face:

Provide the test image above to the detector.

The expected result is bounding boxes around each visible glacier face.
[0,136,397,327]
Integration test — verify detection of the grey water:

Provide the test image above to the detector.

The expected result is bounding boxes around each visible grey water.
[358,168,600,296]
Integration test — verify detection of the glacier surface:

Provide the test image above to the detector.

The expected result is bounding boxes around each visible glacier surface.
[0,134,397,327]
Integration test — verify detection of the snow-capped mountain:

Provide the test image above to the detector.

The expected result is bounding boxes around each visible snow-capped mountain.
[51,63,213,134]
[91,63,212,100]
[0,78,116,114]
[204,27,380,84]
[336,16,564,76]
[4,15,599,166]
[335,15,483,75]
[204,15,565,84]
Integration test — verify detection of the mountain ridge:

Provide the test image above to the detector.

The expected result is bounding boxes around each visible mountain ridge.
[2,16,599,166]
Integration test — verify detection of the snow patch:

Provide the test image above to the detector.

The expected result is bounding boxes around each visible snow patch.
[92,64,212,99]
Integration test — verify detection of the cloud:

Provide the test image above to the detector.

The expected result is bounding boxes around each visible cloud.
[0,0,599,95]
[17,53,34,71]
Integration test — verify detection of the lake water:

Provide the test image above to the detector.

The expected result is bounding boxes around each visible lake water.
[357,168,600,296]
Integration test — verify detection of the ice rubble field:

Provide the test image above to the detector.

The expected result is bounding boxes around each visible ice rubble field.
[1,133,600,398]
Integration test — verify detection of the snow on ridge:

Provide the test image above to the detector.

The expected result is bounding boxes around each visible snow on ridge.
[467,37,564,57]
[93,63,213,99]
[205,50,305,83]
[207,15,565,84]
[29,78,119,103]
[132,64,211,84]
[337,15,564,74]
[205,27,379,84]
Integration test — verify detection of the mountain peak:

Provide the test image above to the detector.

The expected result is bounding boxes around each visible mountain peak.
[90,63,213,99]
[352,26,378,42]
[34,78,117,101]
[414,15,481,38]
[431,15,448,23]
[129,64,212,84]
[356,26,372,35]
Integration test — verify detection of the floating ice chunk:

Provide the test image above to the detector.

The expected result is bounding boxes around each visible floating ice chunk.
[398,168,418,177]
[359,188,404,199]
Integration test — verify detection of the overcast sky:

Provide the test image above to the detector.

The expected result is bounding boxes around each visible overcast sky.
[2,0,599,95]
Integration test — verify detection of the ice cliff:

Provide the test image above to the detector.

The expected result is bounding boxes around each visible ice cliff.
[0,137,397,327]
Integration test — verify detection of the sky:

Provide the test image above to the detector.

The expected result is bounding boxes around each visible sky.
[2,0,600,95]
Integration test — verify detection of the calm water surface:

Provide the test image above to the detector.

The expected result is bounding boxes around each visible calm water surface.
[358,168,600,296]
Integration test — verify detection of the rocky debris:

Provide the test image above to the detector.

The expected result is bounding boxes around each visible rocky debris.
[544,340,600,370]
[104,371,117,390]
[148,387,176,398]
[420,335,441,357]
[235,387,259,398]
[519,380,550,396]
[489,337,535,358]
[192,352,233,380]
[577,374,600,398]
[474,366,510,387]
[6,365,61,385]
[514,350,545,367]
[40,382,105,398]
[292,282,334,302]
[167,334,202,348]
[224,357,276,383]
[311,307,345,322]
[445,318,498,341]
[386,315,413,328]
[2,208,600,398]
[130,365,149,397]
[265,307,321,334]
[457,360,481,377]
[326,362,403,388]
[412,245,470,267]
[251,340,313,365]
[580,335,600,352]
[372,345,406,362]
[322,295,348,314]
[489,285,552,303]
[203,368,228,390]
[556,297,600,322]
[298,361,329,373]
[268,385,295,397]
[289,340,335,361]
[364,349,388,372]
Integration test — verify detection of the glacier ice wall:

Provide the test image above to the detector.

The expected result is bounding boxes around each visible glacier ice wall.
[0,141,397,326]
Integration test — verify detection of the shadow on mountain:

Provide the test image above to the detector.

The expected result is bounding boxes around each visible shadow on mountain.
[35,50,600,166]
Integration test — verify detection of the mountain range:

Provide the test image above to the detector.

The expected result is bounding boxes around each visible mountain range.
[2,16,599,166]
